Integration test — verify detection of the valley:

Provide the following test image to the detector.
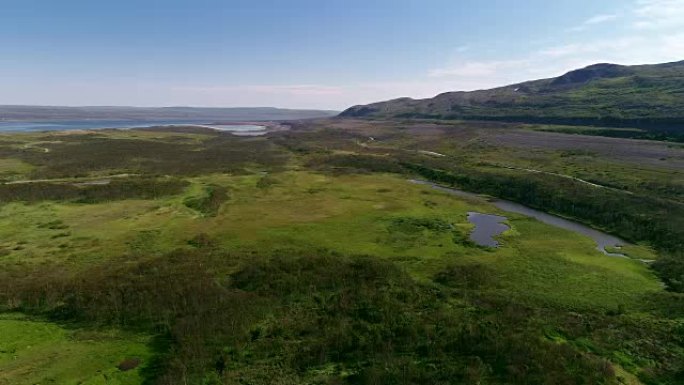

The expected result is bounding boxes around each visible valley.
[4,1,683,383]
[0,118,681,384]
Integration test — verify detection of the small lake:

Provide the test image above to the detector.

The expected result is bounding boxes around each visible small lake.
[208,124,268,136]
[410,180,627,256]
[0,120,268,135]
[467,212,509,247]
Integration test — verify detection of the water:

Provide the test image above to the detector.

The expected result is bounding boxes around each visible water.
[0,120,268,135]
[489,199,626,256]
[208,124,267,136]
[410,180,627,256]
[467,212,510,247]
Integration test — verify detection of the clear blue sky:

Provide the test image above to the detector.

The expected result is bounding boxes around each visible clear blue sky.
[1,0,681,109]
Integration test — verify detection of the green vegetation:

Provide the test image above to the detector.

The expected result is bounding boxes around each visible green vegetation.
[183,184,230,216]
[401,161,684,252]
[0,129,288,179]
[0,313,151,385]
[527,124,683,142]
[0,178,188,203]
[0,124,682,384]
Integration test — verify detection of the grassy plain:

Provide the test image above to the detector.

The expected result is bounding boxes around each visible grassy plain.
[0,123,681,384]
[0,170,660,308]
[0,313,150,385]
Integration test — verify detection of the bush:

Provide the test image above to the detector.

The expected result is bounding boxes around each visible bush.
[0,252,661,384]
[653,253,684,292]
[183,185,229,216]
[0,178,188,203]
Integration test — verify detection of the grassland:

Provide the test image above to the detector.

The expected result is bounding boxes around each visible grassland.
[0,122,682,384]
[0,313,151,385]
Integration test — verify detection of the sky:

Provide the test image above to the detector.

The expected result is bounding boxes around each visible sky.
[1,0,683,110]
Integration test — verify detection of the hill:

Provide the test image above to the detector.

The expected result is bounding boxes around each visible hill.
[0,105,338,122]
[340,60,684,131]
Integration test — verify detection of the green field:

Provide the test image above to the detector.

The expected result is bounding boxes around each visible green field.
[0,313,151,385]
[0,124,682,384]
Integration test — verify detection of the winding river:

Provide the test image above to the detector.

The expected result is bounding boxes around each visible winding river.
[410,180,628,256]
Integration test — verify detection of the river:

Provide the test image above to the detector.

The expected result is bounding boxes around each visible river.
[410,180,628,256]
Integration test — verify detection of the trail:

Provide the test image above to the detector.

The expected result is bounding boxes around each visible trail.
[354,140,646,197]
[22,141,60,153]
[494,164,634,194]
[417,150,446,157]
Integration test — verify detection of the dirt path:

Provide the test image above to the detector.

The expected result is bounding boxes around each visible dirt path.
[493,164,633,194]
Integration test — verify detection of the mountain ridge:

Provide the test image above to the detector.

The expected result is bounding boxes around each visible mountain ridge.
[340,60,684,130]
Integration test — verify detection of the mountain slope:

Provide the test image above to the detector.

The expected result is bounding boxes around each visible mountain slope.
[340,61,684,129]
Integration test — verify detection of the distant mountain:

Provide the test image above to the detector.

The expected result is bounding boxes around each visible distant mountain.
[0,106,338,122]
[340,61,684,130]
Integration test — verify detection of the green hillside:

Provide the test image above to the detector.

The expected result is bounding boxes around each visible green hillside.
[341,61,684,138]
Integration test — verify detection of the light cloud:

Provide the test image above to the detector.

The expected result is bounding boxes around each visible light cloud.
[568,13,619,31]
[179,84,345,96]
[185,0,684,108]
[168,81,465,109]
[3,0,681,110]
[428,60,530,78]
[585,13,619,24]
[633,0,684,29]
[163,14,684,109]
[539,38,638,58]
[424,0,684,95]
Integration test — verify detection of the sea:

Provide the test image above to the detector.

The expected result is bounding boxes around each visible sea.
[0,120,268,135]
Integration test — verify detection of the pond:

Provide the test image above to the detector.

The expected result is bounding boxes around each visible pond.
[207,124,268,136]
[467,212,510,247]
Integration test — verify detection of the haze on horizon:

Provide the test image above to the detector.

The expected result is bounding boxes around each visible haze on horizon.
[1,0,683,110]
